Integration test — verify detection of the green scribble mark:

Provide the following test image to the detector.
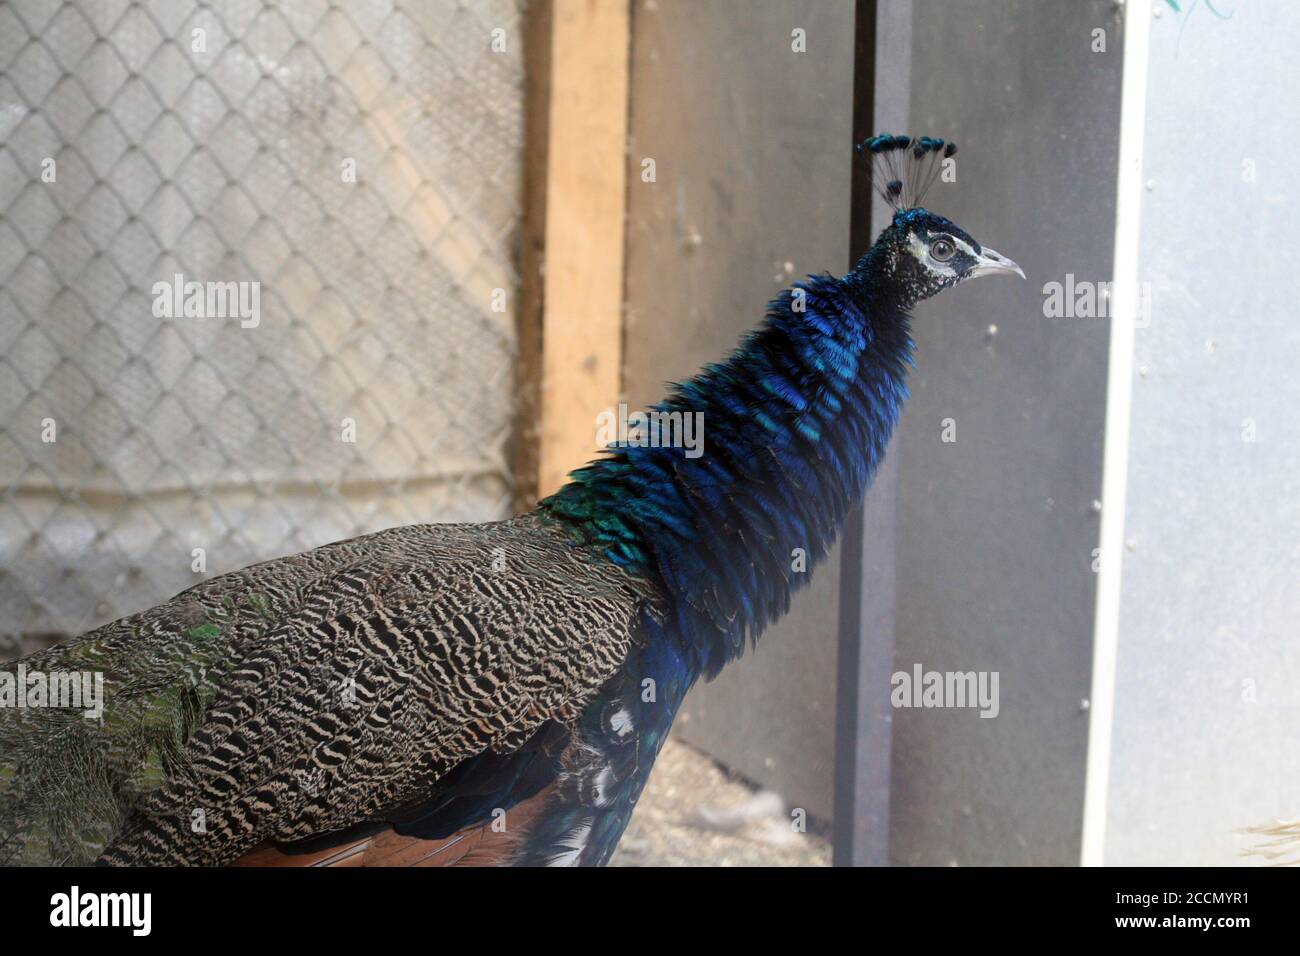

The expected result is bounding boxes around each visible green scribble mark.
[188,623,220,641]
[1170,0,1234,61]
[1165,0,1232,14]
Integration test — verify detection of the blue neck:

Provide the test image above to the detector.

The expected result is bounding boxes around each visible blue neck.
[542,252,915,678]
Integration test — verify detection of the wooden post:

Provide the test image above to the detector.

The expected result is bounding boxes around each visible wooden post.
[517,0,631,505]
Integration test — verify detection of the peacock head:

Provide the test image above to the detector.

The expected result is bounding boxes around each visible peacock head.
[878,206,1024,302]
[855,134,1024,304]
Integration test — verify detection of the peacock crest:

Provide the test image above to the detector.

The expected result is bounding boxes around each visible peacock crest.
[856,133,958,213]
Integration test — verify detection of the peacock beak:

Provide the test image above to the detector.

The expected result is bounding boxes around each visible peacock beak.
[969,247,1025,280]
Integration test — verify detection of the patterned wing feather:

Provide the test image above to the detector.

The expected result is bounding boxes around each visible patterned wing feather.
[0,514,659,866]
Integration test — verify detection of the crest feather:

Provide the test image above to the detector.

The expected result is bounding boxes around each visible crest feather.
[854,133,957,212]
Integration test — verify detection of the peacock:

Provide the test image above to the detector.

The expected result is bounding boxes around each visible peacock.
[0,135,1023,867]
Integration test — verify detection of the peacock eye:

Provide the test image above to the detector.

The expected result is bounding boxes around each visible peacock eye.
[930,237,956,262]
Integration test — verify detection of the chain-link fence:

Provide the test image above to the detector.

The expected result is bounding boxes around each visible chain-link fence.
[0,0,525,655]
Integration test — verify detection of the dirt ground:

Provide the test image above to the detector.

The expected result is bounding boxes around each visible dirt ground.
[608,737,832,867]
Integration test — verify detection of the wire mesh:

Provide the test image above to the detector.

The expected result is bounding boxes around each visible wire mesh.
[0,0,525,656]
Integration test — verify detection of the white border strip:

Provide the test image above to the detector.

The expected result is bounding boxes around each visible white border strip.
[1081,0,1152,866]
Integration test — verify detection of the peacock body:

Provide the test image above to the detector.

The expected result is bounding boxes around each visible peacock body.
[0,136,1022,866]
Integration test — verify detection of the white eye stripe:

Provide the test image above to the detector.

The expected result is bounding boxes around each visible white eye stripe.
[933,234,979,259]
[908,232,978,258]
[950,236,979,258]
[906,232,962,277]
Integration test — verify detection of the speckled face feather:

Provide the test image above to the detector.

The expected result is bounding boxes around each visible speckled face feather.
[891,207,987,299]
[906,225,981,278]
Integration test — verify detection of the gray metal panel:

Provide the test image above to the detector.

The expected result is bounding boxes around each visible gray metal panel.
[888,0,1121,865]
[1103,3,1300,866]
[620,0,857,821]
[833,0,908,868]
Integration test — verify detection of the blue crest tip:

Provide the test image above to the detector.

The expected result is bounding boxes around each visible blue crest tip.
[854,133,959,159]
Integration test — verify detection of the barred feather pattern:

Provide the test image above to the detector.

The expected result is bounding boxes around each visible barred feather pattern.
[513,613,694,865]
[0,514,660,866]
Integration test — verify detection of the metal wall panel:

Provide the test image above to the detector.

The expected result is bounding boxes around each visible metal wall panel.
[833,0,907,868]
[888,0,1121,865]
[1101,1,1300,866]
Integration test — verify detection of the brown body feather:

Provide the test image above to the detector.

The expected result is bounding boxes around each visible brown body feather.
[0,514,661,866]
